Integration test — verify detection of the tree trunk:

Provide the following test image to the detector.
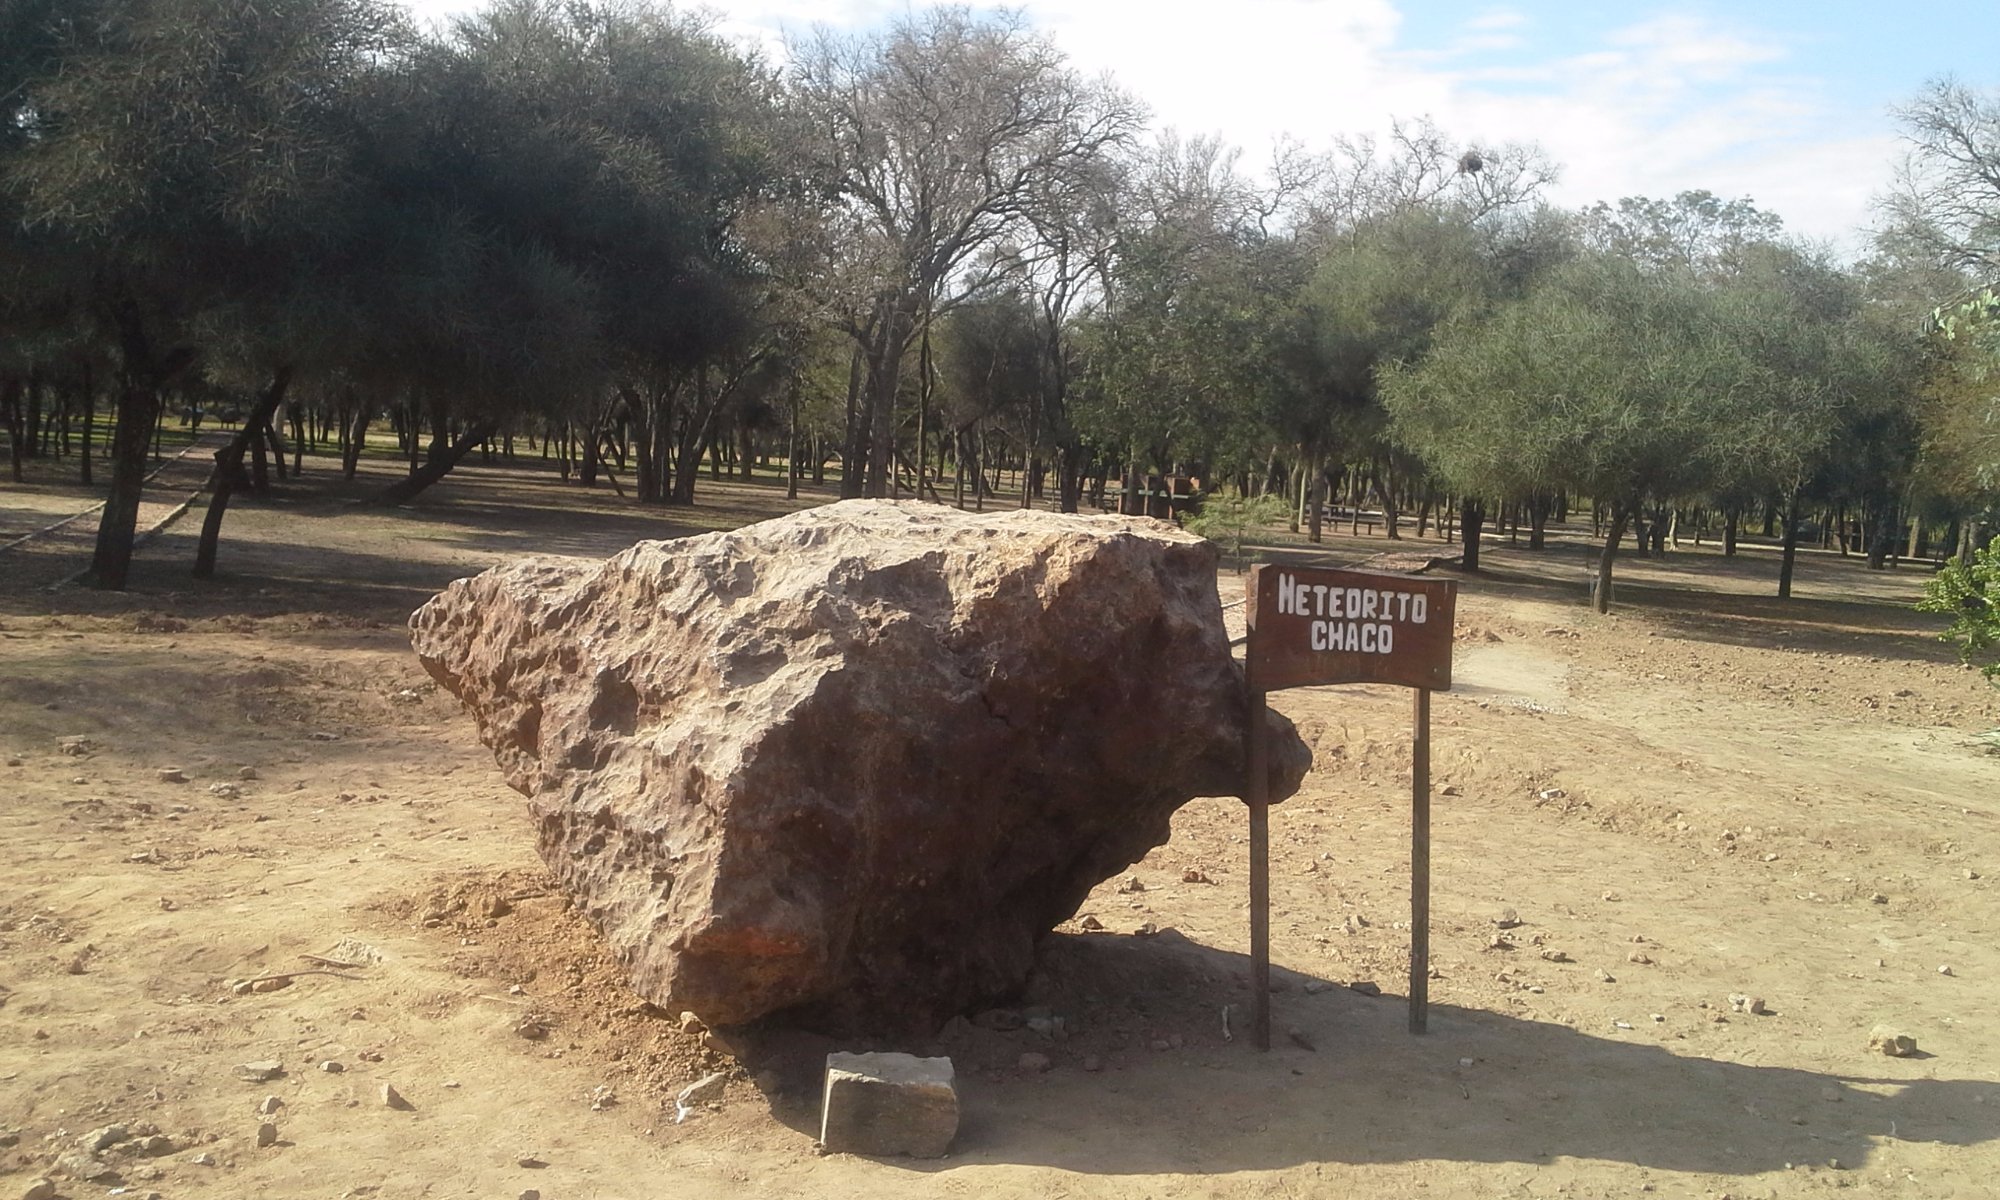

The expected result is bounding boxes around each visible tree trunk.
[342,405,371,480]
[1376,463,1400,540]
[1057,442,1085,514]
[864,303,912,499]
[1777,495,1802,599]
[1723,509,1739,557]
[23,372,44,460]
[261,414,288,486]
[1307,458,1326,544]
[1593,501,1632,614]
[839,343,865,499]
[90,305,195,591]
[1458,498,1484,572]
[90,380,162,590]
[785,376,800,502]
[194,366,293,579]
[79,363,95,487]
[1866,499,1897,570]
[365,420,497,506]
[2,378,23,482]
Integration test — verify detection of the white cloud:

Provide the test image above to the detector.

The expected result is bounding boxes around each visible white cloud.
[1409,11,1886,246]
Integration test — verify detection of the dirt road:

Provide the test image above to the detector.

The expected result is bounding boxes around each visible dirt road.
[2,456,1995,1199]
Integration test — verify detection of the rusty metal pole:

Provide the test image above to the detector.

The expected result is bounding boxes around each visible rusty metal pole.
[1248,686,1271,1051]
[1410,686,1431,1034]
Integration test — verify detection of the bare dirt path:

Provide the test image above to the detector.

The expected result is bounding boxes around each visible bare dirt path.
[2,454,1996,1200]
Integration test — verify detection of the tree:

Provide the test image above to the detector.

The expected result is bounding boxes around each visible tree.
[1918,533,2000,680]
[1711,244,1921,596]
[1884,79,2000,274]
[1081,134,1298,496]
[1383,254,1761,612]
[1917,289,2000,553]
[4,0,409,588]
[1579,190,1784,275]
[789,7,1141,498]
[1284,206,1502,547]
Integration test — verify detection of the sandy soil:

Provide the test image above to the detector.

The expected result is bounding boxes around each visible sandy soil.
[2,450,1997,1200]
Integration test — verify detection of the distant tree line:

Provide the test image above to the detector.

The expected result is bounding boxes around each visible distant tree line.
[2,1,1997,606]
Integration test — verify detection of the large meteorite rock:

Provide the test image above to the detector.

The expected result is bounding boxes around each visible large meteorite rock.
[410,500,1310,1034]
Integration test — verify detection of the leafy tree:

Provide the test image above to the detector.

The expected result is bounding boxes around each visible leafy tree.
[1184,492,1288,571]
[1283,206,1501,545]
[1918,290,2000,547]
[4,0,408,588]
[1713,244,1922,595]
[1918,533,2000,679]
[1383,254,1760,612]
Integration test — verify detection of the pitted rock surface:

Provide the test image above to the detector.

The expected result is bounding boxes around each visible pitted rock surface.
[410,500,1310,1033]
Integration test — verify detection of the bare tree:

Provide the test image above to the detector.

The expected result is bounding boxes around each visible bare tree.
[1883,78,2000,274]
[788,7,1143,498]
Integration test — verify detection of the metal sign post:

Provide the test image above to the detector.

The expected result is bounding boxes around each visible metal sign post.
[1243,564,1455,1046]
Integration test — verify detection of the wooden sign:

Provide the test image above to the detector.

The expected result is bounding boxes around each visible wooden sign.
[1240,561,1458,1047]
[1245,565,1456,693]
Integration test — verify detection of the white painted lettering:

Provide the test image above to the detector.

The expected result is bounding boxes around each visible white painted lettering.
[1379,623,1394,653]
[1310,584,1328,615]
[1362,589,1379,620]
[1412,594,1428,624]
[1310,620,1327,651]
[1359,623,1376,653]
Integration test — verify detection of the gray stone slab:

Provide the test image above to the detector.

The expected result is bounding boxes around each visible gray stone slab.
[820,1051,958,1158]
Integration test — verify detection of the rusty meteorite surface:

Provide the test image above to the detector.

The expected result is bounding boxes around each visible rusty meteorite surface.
[409,500,1310,1034]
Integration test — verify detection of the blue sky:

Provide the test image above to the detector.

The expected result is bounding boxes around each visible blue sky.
[399,0,2000,250]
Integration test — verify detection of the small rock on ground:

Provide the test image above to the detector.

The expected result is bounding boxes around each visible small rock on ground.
[381,1083,413,1110]
[1868,1025,1918,1057]
[676,1072,728,1107]
[256,1122,278,1148]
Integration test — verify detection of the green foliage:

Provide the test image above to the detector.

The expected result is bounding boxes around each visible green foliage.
[1918,535,2000,680]
[1382,253,1759,507]
[1183,491,1289,570]
[1920,292,2000,514]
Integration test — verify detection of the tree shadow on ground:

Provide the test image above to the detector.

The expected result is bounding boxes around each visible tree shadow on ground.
[735,930,1999,1178]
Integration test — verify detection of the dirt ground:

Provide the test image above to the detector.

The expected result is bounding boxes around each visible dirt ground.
[2,449,1997,1200]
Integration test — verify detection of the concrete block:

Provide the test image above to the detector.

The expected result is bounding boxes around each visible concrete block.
[819,1051,958,1158]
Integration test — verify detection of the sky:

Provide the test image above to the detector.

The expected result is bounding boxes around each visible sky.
[398,0,2000,252]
